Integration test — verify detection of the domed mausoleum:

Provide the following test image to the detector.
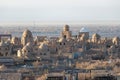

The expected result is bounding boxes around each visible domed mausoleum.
[79,27,89,40]
[61,25,72,39]
[21,29,34,46]
[112,37,119,46]
[92,33,101,43]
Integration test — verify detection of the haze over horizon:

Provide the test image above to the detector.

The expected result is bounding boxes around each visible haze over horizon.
[0,0,120,24]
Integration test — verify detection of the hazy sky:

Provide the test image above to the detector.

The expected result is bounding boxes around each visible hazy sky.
[0,0,120,23]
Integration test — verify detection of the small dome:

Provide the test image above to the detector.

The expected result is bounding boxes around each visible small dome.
[21,29,33,46]
[63,24,69,31]
[113,37,119,41]
[81,34,85,37]
[112,36,119,45]
[80,27,88,32]
[22,29,33,37]
[11,37,18,43]
[64,24,69,28]
[80,34,86,41]
[92,33,101,39]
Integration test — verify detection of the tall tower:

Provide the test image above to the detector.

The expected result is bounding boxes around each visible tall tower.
[61,24,72,39]
[21,29,34,46]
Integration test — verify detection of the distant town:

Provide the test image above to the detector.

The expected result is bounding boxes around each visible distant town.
[0,24,120,80]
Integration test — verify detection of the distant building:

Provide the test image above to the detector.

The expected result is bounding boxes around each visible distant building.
[79,27,89,40]
[0,34,12,42]
[0,24,120,80]
[0,40,11,56]
[21,29,34,46]
[61,25,72,39]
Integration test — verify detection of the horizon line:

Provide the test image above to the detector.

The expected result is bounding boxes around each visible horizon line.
[0,20,120,26]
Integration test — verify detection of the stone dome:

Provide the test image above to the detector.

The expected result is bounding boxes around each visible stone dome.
[92,33,101,39]
[80,27,88,32]
[80,34,86,41]
[112,37,119,42]
[11,37,18,44]
[112,36,119,45]
[22,29,32,37]
[21,29,33,46]
[63,24,69,31]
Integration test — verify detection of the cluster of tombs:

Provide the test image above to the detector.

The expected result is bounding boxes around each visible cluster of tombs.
[0,24,120,61]
[0,24,120,80]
